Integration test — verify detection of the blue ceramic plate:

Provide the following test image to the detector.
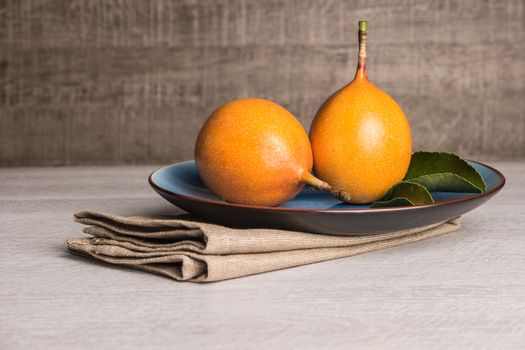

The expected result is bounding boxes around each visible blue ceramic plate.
[149,160,505,235]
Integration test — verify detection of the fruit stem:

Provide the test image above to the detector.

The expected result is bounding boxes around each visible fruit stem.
[356,20,368,80]
[301,172,352,203]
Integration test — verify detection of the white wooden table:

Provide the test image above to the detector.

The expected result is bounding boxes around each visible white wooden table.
[1,163,524,349]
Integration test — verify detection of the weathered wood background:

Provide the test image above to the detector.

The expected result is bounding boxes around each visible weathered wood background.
[0,0,523,166]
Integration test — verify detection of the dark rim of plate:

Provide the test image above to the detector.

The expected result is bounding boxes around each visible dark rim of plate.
[148,160,505,214]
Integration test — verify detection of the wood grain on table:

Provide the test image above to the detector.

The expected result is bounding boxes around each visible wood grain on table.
[1,162,524,349]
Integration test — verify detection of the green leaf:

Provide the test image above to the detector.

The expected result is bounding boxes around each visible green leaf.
[404,152,486,193]
[409,172,482,193]
[371,181,434,208]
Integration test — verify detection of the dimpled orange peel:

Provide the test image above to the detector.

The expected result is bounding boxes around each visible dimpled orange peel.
[195,98,352,207]
[309,21,412,204]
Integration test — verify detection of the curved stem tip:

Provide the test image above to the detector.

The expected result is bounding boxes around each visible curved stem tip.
[301,172,352,203]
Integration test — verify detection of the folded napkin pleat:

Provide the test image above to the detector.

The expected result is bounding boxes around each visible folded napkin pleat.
[67,211,461,282]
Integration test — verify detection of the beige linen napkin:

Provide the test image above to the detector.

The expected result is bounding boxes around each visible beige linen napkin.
[66,211,461,283]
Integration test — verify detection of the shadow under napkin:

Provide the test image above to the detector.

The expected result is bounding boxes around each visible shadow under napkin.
[66,211,462,283]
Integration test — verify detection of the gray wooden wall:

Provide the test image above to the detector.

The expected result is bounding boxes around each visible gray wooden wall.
[1,0,524,166]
